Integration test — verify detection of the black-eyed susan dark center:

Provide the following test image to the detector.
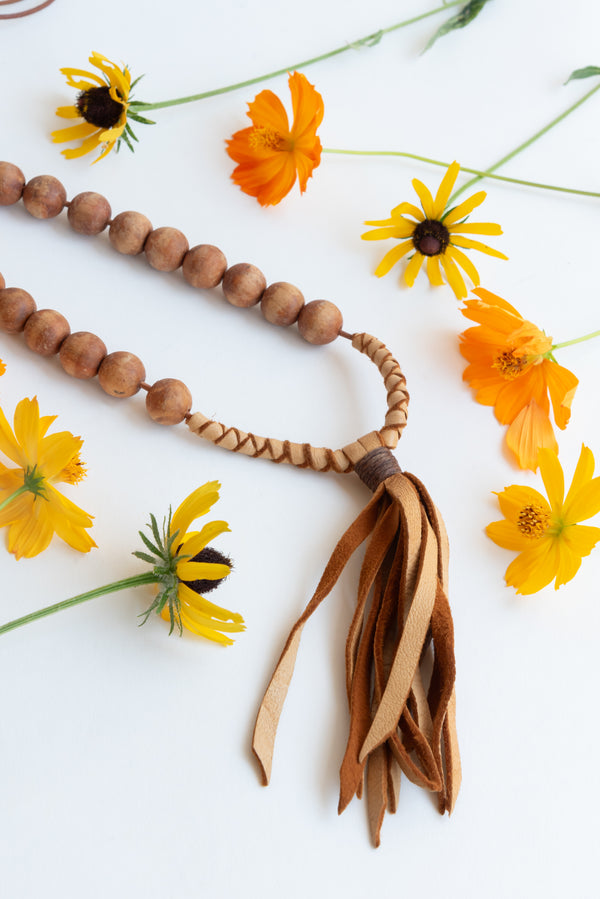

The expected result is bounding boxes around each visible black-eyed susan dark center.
[182,546,232,595]
[517,503,550,539]
[412,219,450,256]
[76,86,124,129]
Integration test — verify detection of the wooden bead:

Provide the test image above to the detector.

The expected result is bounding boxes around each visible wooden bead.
[0,287,36,332]
[59,331,107,379]
[261,281,305,326]
[297,300,343,345]
[24,309,70,356]
[22,175,67,219]
[109,211,153,255]
[0,272,5,290]
[0,162,25,206]
[182,244,227,289]
[98,351,146,397]
[145,227,189,272]
[222,263,266,308]
[67,192,112,235]
[146,378,192,425]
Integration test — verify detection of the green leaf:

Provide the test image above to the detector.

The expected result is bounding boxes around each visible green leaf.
[132,550,158,565]
[138,528,162,558]
[423,0,492,52]
[565,65,600,84]
[128,111,156,125]
[125,122,139,142]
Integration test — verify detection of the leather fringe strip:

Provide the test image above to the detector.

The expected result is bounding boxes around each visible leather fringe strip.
[252,447,461,847]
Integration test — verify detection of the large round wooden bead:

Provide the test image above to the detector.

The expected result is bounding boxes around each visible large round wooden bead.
[98,351,146,397]
[109,211,153,255]
[0,162,25,206]
[182,245,227,289]
[22,175,67,219]
[222,263,266,308]
[297,300,343,345]
[0,287,36,332]
[145,378,192,425]
[59,331,107,379]
[261,281,305,326]
[23,309,70,356]
[67,192,112,235]
[145,227,189,272]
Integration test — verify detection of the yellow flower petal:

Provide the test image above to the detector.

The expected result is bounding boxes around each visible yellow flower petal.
[411,178,435,219]
[504,538,559,594]
[180,520,231,557]
[451,235,508,259]
[432,161,460,219]
[390,201,424,221]
[426,256,444,287]
[443,191,487,225]
[485,518,533,552]
[170,481,221,541]
[51,122,99,144]
[373,241,412,278]
[176,560,230,582]
[55,105,82,120]
[439,253,468,299]
[178,582,244,623]
[538,447,565,512]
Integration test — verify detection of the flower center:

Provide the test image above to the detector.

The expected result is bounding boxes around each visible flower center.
[248,126,286,151]
[183,546,232,595]
[76,86,124,129]
[58,452,87,485]
[412,219,450,256]
[492,350,528,380]
[517,503,550,538]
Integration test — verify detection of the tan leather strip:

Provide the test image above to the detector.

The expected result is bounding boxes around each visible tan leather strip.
[359,495,438,761]
[386,747,401,815]
[187,333,409,473]
[252,485,384,785]
[367,744,388,849]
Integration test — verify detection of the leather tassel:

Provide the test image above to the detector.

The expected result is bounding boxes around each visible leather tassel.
[252,447,461,846]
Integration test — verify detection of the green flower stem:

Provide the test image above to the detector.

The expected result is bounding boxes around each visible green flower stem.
[0,572,158,636]
[552,329,600,351]
[131,1,463,112]
[0,485,29,514]
[448,80,600,204]
[322,148,600,198]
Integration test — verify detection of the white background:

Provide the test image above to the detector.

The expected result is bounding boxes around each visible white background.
[1,1,599,896]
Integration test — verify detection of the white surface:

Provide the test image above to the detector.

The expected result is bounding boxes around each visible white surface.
[1,1,600,897]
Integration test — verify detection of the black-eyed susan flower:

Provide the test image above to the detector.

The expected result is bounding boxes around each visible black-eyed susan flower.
[362,162,507,299]
[0,396,95,558]
[486,445,600,594]
[136,482,244,644]
[0,482,244,646]
[51,51,153,163]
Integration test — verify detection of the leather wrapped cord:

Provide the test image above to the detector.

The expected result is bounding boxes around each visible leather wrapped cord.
[187,332,410,473]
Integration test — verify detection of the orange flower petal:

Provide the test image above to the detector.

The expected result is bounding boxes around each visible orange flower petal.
[505,401,558,471]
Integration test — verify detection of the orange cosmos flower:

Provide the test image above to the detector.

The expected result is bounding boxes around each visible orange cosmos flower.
[460,288,578,470]
[226,71,324,206]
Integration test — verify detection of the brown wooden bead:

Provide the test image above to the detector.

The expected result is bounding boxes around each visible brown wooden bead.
[145,227,189,272]
[23,309,70,356]
[146,378,192,425]
[182,244,228,289]
[261,281,305,326]
[22,175,67,219]
[59,331,107,379]
[0,162,26,206]
[297,300,343,345]
[0,272,5,290]
[222,263,266,308]
[109,211,153,255]
[0,287,36,332]
[98,351,146,397]
[67,192,112,235]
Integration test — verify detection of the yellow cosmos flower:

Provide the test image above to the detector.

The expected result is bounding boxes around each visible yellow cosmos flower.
[0,358,6,377]
[0,397,95,559]
[137,482,245,644]
[486,445,600,594]
[51,51,138,163]
[362,162,507,299]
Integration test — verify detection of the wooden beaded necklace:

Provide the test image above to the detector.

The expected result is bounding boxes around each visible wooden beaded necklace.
[0,160,460,847]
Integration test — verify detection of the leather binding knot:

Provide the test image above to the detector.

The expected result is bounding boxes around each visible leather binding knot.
[252,445,461,847]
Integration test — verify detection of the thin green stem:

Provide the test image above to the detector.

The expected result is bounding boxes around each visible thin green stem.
[0,485,29,514]
[448,80,600,204]
[323,148,600,198]
[132,1,463,112]
[552,329,600,351]
[0,572,158,636]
